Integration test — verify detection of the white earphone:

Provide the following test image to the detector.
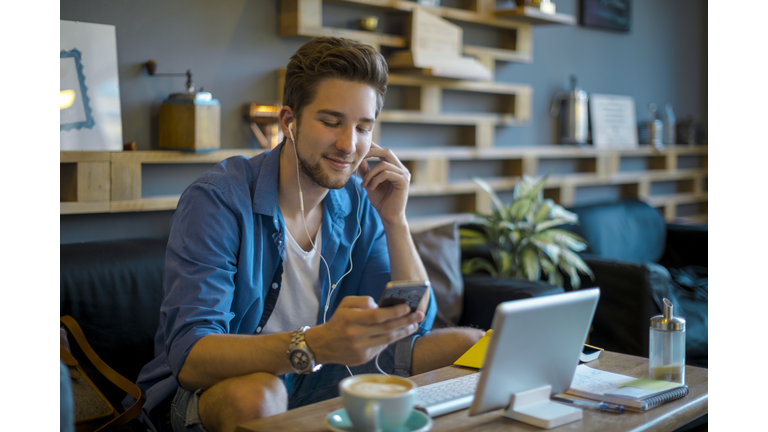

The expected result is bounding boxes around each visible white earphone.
[288,122,362,322]
[289,121,389,376]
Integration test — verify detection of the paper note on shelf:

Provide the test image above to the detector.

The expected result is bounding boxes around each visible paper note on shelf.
[453,329,492,369]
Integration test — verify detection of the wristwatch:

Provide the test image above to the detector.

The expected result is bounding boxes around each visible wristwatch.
[288,326,322,374]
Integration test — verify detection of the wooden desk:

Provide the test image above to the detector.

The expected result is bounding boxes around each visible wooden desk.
[235,352,707,432]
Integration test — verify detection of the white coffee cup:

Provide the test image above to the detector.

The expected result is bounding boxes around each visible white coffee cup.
[339,374,417,432]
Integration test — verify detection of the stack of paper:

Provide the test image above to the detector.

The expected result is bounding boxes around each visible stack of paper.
[565,365,688,412]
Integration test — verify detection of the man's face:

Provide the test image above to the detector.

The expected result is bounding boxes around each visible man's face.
[292,78,377,190]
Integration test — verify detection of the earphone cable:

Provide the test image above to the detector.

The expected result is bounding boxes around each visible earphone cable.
[291,127,363,378]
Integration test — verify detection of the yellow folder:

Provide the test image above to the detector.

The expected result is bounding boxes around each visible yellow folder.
[453,329,493,369]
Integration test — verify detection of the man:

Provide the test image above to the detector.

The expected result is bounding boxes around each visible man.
[132,37,484,432]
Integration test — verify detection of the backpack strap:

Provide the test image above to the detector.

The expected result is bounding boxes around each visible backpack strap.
[60,315,144,432]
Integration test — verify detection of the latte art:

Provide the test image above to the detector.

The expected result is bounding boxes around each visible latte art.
[348,381,410,398]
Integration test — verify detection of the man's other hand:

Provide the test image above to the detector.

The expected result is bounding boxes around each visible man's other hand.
[359,143,410,227]
[304,296,424,366]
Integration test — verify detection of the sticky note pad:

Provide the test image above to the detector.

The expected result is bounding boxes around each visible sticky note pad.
[453,329,492,369]
[622,378,681,391]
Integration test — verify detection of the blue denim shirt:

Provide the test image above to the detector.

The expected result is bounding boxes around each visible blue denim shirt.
[133,143,437,418]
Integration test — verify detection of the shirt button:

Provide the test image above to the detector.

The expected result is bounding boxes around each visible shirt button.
[256,326,262,333]
[271,282,279,289]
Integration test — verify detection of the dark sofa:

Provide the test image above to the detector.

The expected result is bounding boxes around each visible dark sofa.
[458,199,708,368]
[566,200,708,368]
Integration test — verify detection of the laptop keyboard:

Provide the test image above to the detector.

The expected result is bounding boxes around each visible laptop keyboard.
[415,373,480,417]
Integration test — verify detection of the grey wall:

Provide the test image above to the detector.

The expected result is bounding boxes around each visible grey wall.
[60,0,707,243]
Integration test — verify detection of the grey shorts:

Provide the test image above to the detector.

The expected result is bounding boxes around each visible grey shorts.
[168,334,420,432]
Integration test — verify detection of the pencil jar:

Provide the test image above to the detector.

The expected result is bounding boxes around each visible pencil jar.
[649,298,686,384]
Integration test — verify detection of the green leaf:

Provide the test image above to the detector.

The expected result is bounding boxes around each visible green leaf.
[510,198,532,220]
[532,239,562,264]
[514,174,550,201]
[522,248,540,281]
[499,221,519,231]
[558,256,583,290]
[534,199,554,223]
[462,257,498,277]
[560,249,594,279]
[539,255,556,275]
[472,177,507,218]
[548,270,564,288]
[534,218,577,233]
[550,204,579,224]
[459,228,485,239]
[496,249,514,276]
[535,229,588,252]
[460,237,487,249]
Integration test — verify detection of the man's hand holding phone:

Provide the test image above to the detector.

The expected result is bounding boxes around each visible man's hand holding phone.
[378,280,430,315]
[304,295,424,367]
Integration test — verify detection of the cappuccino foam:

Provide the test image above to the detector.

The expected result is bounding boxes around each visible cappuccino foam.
[348,380,410,398]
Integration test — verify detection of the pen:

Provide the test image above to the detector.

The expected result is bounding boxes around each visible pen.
[551,396,625,413]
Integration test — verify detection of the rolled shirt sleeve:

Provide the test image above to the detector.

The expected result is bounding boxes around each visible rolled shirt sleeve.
[161,180,242,378]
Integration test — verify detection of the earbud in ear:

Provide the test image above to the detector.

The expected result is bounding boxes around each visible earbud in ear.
[289,122,296,143]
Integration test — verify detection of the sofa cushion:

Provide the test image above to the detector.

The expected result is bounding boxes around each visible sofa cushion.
[60,237,168,384]
[568,200,667,263]
[458,275,564,330]
[411,222,464,328]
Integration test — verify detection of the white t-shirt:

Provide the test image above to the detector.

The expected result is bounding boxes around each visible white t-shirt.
[260,224,323,335]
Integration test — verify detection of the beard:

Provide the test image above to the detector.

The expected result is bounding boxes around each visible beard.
[293,133,356,190]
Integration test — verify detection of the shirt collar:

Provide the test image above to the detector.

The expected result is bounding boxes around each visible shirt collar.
[251,142,353,221]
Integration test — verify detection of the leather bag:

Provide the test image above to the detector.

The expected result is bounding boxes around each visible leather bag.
[60,315,143,432]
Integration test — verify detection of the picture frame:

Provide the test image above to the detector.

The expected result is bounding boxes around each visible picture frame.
[60,49,94,131]
[60,20,123,151]
[579,0,631,32]
[589,94,638,150]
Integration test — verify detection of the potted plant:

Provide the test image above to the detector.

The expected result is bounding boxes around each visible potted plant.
[459,174,594,289]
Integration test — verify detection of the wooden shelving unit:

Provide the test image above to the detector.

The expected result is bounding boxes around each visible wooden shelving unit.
[280,0,575,66]
[61,2,707,228]
[494,5,577,25]
[60,146,708,225]
[60,149,265,215]
[277,70,533,146]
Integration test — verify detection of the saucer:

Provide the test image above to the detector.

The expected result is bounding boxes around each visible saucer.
[325,408,433,432]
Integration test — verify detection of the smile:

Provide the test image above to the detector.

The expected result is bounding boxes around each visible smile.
[324,156,353,170]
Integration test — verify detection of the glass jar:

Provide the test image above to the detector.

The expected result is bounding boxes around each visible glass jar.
[649,298,686,384]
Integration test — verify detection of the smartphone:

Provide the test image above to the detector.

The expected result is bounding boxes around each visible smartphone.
[378,280,430,313]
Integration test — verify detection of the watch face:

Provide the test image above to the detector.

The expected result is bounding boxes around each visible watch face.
[290,350,310,371]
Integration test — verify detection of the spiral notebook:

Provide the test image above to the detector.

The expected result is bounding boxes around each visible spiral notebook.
[564,365,689,412]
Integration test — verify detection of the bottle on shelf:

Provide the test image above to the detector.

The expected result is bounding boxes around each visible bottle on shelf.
[664,103,676,145]
[647,103,664,151]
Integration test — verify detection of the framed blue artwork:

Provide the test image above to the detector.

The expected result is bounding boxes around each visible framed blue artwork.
[60,49,95,131]
[60,20,123,151]
[579,0,631,33]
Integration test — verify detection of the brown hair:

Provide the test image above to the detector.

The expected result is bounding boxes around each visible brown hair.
[283,37,388,123]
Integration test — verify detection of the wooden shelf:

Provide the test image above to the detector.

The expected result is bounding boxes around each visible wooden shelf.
[463,45,532,63]
[61,146,707,225]
[326,0,573,29]
[286,25,407,48]
[60,150,265,215]
[494,6,577,25]
[378,111,524,126]
[279,0,560,65]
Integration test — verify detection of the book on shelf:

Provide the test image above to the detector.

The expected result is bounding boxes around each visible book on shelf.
[564,365,689,412]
